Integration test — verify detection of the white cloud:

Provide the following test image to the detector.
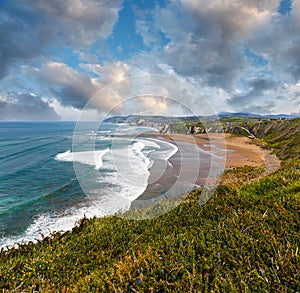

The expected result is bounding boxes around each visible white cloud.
[48,99,81,121]
[23,0,122,46]
[2,0,299,119]
[0,0,122,79]
[154,0,278,76]
[80,61,131,83]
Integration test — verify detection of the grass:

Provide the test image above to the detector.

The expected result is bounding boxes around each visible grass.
[0,119,299,292]
[221,165,266,186]
[263,118,300,161]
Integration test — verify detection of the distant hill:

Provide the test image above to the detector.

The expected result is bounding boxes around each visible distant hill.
[103,115,184,124]
[103,115,201,124]
[103,112,300,124]
[218,111,300,119]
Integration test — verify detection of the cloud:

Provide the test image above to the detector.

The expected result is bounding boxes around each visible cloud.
[77,51,100,63]
[150,0,278,89]
[247,1,300,82]
[80,61,131,83]
[1,0,299,119]
[0,92,60,121]
[25,0,122,46]
[0,0,122,79]
[135,19,162,48]
[35,61,131,113]
[36,62,97,109]
[276,95,286,101]
[228,78,277,109]
[242,100,276,114]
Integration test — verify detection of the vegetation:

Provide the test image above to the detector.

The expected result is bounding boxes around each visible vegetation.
[261,118,300,162]
[0,119,299,292]
[221,165,266,186]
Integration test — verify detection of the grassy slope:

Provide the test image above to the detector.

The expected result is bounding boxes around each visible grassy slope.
[261,118,300,161]
[0,119,299,292]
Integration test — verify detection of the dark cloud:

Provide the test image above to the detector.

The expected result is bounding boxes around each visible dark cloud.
[35,62,99,109]
[247,79,277,90]
[24,0,122,46]
[242,100,276,114]
[0,3,46,79]
[286,45,300,81]
[276,95,286,101]
[228,78,277,107]
[0,93,60,121]
[35,62,125,112]
[289,96,298,102]
[128,0,300,114]
[0,0,298,118]
[0,0,121,79]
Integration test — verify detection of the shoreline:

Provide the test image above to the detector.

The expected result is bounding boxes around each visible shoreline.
[1,133,280,250]
[133,133,280,203]
[161,133,268,169]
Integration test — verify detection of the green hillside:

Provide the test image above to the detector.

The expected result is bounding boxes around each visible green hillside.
[0,119,299,292]
[258,118,300,161]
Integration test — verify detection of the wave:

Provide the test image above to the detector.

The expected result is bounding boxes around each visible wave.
[138,138,161,150]
[0,132,180,251]
[146,138,178,161]
[55,148,110,170]
[0,138,68,162]
[0,141,153,250]
[0,200,106,250]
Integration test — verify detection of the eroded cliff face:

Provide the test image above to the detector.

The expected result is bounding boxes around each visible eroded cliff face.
[231,119,300,160]
[189,118,299,161]
[198,119,299,139]
[250,119,300,138]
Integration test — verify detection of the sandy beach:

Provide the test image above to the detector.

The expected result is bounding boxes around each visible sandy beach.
[161,133,267,168]
[132,133,280,204]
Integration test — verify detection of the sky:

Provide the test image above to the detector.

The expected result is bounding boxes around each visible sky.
[0,0,300,121]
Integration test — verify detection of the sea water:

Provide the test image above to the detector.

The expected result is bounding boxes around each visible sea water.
[0,122,178,249]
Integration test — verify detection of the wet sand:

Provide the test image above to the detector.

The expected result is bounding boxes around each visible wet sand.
[132,133,273,205]
[166,133,267,168]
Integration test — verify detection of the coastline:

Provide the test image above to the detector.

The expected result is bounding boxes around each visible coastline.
[0,132,280,250]
[133,133,280,203]
[1,119,298,292]
[162,133,268,168]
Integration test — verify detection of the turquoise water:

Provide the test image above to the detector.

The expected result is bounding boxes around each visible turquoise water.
[0,122,81,243]
[0,122,177,249]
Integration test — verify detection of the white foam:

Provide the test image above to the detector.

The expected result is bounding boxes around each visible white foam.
[78,141,151,205]
[0,202,107,250]
[1,121,189,252]
[131,141,151,169]
[55,149,110,170]
[109,141,151,189]
[1,136,178,251]
[138,138,161,150]
[55,149,73,161]
[148,138,178,161]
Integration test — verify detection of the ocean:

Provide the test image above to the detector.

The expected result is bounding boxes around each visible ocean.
[0,122,179,249]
